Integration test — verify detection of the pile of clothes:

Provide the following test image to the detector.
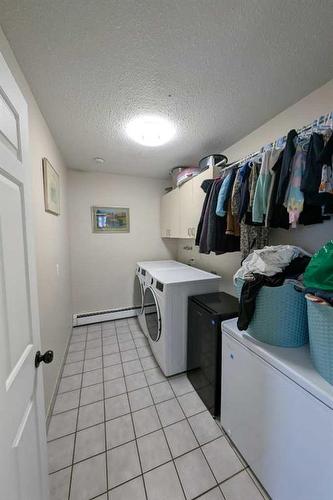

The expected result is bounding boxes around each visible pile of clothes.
[196,124,333,257]
[304,240,333,307]
[234,245,311,330]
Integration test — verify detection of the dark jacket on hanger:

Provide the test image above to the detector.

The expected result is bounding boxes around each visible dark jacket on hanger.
[266,151,290,229]
[299,132,333,217]
[195,179,214,246]
[199,178,240,254]
[237,255,311,330]
[238,162,252,222]
[276,129,298,204]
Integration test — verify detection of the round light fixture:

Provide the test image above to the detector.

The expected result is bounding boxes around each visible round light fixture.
[126,115,176,147]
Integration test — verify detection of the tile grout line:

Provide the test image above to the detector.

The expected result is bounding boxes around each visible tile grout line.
[101,323,110,499]
[119,321,149,500]
[66,324,88,500]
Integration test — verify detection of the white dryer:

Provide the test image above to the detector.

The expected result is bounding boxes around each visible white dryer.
[135,260,187,336]
[143,267,221,376]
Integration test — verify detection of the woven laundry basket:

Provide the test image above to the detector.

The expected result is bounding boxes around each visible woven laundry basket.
[235,278,309,347]
[306,297,333,385]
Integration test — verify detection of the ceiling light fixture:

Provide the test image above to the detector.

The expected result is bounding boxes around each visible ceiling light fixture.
[126,115,176,147]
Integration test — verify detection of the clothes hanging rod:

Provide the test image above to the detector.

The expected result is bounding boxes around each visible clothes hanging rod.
[216,111,332,173]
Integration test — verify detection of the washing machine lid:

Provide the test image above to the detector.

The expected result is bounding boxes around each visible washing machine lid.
[149,267,221,284]
[143,286,161,342]
[137,260,187,271]
[222,318,333,410]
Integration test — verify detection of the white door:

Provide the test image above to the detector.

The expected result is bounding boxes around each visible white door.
[0,53,49,499]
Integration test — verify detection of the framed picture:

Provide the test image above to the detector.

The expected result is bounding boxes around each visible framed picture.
[91,206,130,233]
[42,158,60,215]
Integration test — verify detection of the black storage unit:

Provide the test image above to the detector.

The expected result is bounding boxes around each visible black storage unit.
[187,292,238,418]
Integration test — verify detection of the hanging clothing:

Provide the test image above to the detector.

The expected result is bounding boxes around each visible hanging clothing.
[216,170,236,217]
[253,149,281,224]
[276,129,298,204]
[198,178,240,255]
[238,162,252,222]
[301,132,333,212]
[319,165,333,194]
[249,161,261,209]
[267,151,290,229]
[231,167,243,217]
[301,132,325,204]
[198,179,220,253]
[265,150,284,227]
[284,142,309,228]
[195,179,214,246]
[240,222,269,259]
[226,197,240,236]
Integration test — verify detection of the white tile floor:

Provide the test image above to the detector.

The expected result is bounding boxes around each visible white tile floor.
[48,318,269,500]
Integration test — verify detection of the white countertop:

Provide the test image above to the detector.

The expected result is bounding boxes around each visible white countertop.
[149,266,221,284]
[222,318,333,410]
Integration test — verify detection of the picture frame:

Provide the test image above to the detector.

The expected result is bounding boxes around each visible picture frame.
[91,206,130,233]
[42,158,60,215]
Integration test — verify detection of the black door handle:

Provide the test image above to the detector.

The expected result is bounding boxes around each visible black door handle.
[35,350,54,368]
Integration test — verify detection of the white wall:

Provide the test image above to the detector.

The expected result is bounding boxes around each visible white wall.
[177,79,333,296]
[0,28,72,415]
[68,170,177,313]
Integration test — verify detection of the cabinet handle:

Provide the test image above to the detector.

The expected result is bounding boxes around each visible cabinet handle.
[187,227,191,236]
[191,227,196,237]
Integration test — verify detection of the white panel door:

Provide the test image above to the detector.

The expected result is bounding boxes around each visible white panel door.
[0,52,49,499]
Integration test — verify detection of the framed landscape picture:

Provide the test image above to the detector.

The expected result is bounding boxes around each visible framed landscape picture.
[92,206,130,233]
[42,158,60,215]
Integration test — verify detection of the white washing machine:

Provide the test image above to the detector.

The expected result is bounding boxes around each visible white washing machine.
[135,260,187,336]
[143,267,221,376]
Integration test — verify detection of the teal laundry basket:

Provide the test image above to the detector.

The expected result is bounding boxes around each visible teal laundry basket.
[306,297,333,385]
[235,278,309,347]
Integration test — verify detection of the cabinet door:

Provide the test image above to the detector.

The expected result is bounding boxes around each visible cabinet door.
[160,194,169,237]
[179,180,193,238]
[160,189,180,238]
[168,188,180,237]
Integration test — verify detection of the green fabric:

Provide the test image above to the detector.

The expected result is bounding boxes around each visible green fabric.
[304,240,333,291]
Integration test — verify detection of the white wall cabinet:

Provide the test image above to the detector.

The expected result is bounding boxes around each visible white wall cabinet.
[160,187,181,238]
[161,167,213,239]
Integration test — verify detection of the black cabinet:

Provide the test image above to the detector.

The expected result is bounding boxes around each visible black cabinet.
[187,292,238,417]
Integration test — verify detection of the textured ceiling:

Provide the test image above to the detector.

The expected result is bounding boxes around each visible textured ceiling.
[1,0,333,178]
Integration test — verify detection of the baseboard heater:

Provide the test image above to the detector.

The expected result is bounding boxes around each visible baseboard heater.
[73,305,141,326]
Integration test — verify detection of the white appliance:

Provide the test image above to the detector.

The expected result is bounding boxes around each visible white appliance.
[221,318,333,500]
[143,267,221,376]
[135,260,187,336]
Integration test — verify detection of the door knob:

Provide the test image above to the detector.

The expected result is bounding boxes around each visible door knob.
[35,350,54,368]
